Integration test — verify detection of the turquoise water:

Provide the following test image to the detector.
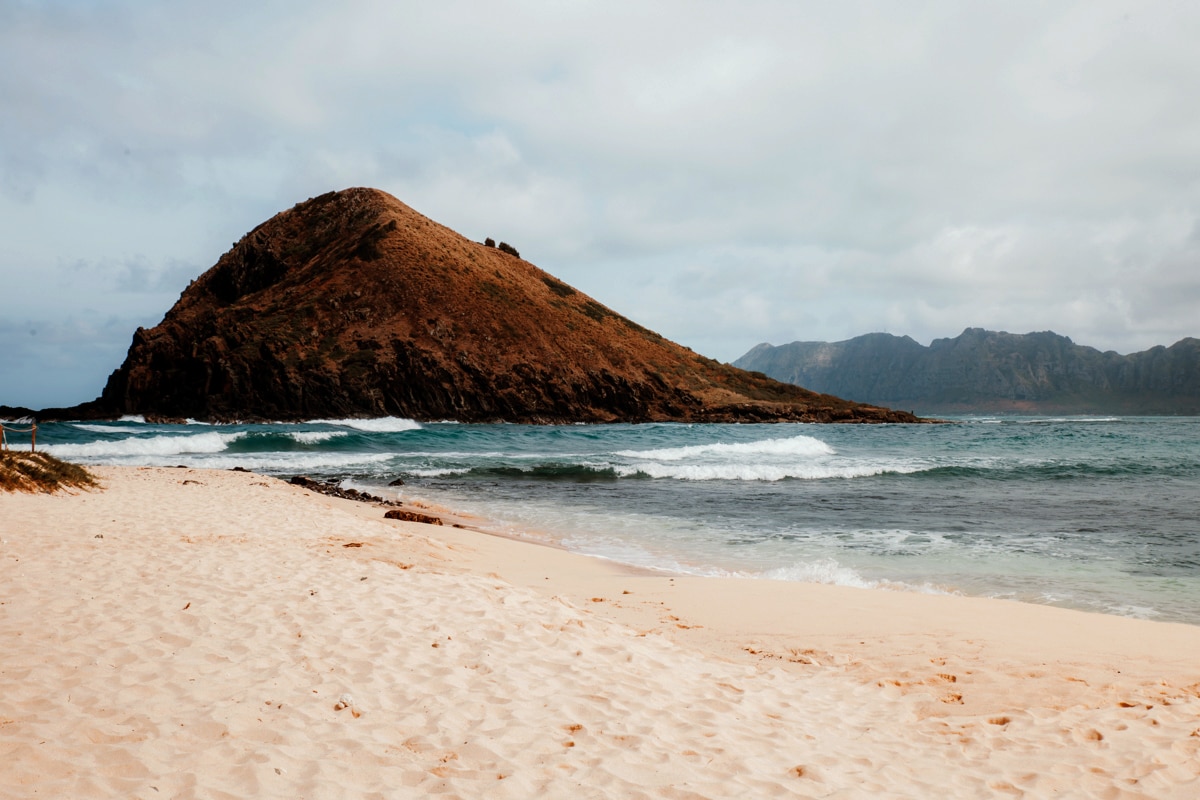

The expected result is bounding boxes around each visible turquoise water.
[27,415,1200,624]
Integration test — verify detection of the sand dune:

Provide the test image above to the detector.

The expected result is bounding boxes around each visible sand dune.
[2,467,1198,798]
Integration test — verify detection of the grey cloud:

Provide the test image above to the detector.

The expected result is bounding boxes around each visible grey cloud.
[3,1,1200,404]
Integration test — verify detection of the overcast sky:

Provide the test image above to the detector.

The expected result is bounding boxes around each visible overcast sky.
[3,1,1199,409]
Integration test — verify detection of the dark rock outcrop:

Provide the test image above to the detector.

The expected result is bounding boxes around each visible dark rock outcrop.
[0,406,36,421]
[48,188,922,424]
[288,475,399,505]
[384,508,444,526]
[735,329,1200,414]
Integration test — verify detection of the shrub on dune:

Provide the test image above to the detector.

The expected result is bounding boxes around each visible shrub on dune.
[0,451,98,494]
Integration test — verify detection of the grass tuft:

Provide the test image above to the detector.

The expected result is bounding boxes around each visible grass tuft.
[0,451,99,494]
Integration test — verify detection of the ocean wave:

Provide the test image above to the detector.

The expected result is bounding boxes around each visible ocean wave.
[613,462,901,481]
[405,467,473,478]
[308,417,422,433]
[457,464,622,481]
[616,434,834,461]
[71,423,154,434]
[759,558,881,589]
[172,452,395,472]
[443,458,922,482]
[758,559,952,595]
[289,431,350,445]
[44,431,246,458]
[898,459,1196,481]
[956,416,1122,425]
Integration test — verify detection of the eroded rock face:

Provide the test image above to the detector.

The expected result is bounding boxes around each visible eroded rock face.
[84,188,919,424]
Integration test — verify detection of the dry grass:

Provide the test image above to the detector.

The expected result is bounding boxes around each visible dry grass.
[0,451,99,494]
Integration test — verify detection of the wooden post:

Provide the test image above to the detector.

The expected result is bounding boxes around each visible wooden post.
[31,423,37,453]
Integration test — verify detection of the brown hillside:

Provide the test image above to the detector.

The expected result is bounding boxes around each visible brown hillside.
[87,188,919,424]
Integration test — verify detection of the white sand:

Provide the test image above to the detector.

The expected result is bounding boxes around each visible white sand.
[2,467,1199,799]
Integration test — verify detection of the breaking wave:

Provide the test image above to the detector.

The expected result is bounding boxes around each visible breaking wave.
[307,417,422,433]
[44,431,245,458]
[615,434,834,461]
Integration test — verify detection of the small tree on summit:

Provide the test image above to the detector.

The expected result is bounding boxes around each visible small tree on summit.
[497,242,520,258]
[484,238,496,247]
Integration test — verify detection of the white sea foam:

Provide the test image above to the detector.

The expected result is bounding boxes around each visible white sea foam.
[75,418,212,432]
[759,559,953,595]
[606,434,865,481]
[55,450,392,472]
[616,435,834,461]
[1102,603,1162,619]
[760,559,881,589]
[44,431,245,458]
[289,431,349,444]
[71,423,146,434]
[613,460,916,482]
[309,417,422,433]
[189,453,394,472]
[404,467,472,478]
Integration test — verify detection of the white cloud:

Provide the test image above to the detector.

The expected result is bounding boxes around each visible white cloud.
[3,0,1200,405]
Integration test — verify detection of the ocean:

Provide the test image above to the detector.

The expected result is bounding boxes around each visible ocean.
[29,415,1200,625]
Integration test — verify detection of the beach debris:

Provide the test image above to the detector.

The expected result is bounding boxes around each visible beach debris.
[384,508,443,525]
[334,693,362,717]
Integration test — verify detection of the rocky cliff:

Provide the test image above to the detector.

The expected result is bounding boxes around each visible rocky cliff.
[734,329,1200,414]
[59,188,919,424]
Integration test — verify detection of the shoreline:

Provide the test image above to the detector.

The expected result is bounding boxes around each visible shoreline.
[340,480,1200,716]
[4,466,1200,797]
[365,475,1198,628]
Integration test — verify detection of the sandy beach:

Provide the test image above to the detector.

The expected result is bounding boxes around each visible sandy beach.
[2,467,1199,798]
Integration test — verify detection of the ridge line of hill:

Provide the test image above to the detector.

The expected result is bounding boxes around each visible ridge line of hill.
[10,188,923,425]
[734,329,1200,415]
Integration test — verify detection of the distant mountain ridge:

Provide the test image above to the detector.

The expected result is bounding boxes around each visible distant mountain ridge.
[733,329,1200,415]
[14,188,920,424]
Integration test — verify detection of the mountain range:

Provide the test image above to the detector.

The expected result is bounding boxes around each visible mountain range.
[734,329,1200,415]
[7,188,919,424]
